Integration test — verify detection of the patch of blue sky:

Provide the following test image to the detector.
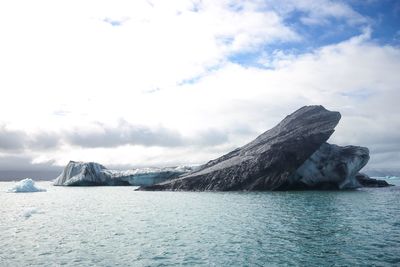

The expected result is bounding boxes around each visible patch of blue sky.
[350,0,400,45]
[285,10,364,47]
[103,18,124,27]
[340,88,376,101]
[228,52,268,69]
[227,23,360,69]
[229,1,399,68]
[178,76,203,86]
[178,65,223,86]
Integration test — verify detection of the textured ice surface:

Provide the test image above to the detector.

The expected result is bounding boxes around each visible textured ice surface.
[54,161,196,186]
[7,178,46,193]
[292,143,370,189]
[22,208,43,219]
[383,176,400,180]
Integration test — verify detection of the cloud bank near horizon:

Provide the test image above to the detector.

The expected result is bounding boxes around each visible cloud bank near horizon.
[0,0,399,171]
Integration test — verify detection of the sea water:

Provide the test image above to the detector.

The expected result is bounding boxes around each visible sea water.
[1,178,399,266]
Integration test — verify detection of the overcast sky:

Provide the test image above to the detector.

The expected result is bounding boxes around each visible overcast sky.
[0,0,399,172]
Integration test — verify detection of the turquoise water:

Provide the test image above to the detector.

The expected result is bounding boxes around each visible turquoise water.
[1,179,399,266]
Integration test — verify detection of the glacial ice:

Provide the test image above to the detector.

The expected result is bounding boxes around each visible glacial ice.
[7,178,47,193]
[384,176,400,180]
[54,161,196,186]
[22,208,43,219]
[291,143,370,189]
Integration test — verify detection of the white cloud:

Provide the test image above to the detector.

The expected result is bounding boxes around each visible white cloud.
[0,0,398,171]
[0,0,299,127]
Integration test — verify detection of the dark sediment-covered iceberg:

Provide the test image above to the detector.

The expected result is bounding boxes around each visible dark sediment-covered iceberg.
[289,143,370,189]
[54,161,194,186]
[55,105,391,190]
[140,105,388,191]
[355,173,392,187]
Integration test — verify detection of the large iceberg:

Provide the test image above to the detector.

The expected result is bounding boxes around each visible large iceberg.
[54,161,196,186]
[7,178,47,193]
[55,105,390,191]
[140,105,387,191]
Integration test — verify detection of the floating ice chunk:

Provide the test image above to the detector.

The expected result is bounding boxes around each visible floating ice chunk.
[22,207,43,218]
[7,178,46,193]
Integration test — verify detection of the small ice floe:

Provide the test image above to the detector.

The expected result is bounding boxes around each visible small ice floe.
[22,207,44,219]
[7,178,46,193]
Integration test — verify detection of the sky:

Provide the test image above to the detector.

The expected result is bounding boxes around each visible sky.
[0,0,399,174]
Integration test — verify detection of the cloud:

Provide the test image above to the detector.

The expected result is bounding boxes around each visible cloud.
[66,122,184,148]
[0,0,398,172]
[28,133,60,150]
[0,154,58,171]
[364,151,400,170]
[0,121,231,152]
[63,122,231,148]
[0,125,26,151]
[0,154,61,180]
[0,0,300,96]
[0,125,60,152]
[1,31,399,169]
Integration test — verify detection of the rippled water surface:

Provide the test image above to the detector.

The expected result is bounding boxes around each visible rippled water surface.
[1,179,400,266]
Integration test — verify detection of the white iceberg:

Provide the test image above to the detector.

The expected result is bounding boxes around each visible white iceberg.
[385,176,400,180]
[22,207,44,218]
[54,161,197,186]
[7,178,47,193]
